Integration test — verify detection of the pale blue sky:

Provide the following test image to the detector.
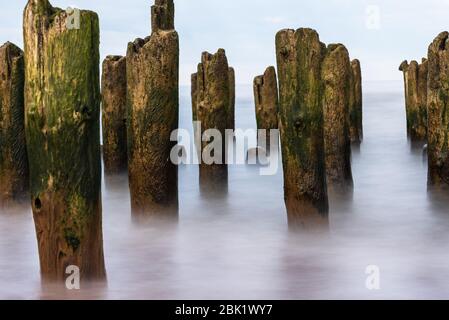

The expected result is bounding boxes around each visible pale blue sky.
[1,0,448,86]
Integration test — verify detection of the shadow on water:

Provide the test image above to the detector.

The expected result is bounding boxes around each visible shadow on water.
[351,141,362,154]
[199,180,229,201]
[427,186,449,216]
[409,139,427,154]
[328,188,354,213]
[103,171,129,193]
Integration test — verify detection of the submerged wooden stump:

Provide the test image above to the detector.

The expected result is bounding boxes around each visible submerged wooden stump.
[322,44,353,193]
[102,55,127,174]
[0,42,28,206]
[195,49,230,193]
[275,28,328,229]
[349,59,363,143]
[228,67,235,131]
[427,32,449,187]
[127,0,179,217]
[399,59,427,140]
[253,66,279,148]
[23,0,105,281]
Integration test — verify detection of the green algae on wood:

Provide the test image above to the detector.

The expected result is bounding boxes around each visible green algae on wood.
[23,0,105,281]
[102,55,127,174]
[427,32,449,187]
[322,44,353,193]
[275,28,328,229]
[0,42,28,206]
[126,1,179,218]
[195,49,230,192]
[253,66,279,148]
[349,59,363,143]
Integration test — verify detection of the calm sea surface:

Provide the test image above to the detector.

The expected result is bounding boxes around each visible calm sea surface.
[2,81,449,299]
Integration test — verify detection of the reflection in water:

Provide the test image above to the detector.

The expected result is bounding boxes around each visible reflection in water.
[199,171,229,200]
[285,199,330,232]
[2,82,449,299]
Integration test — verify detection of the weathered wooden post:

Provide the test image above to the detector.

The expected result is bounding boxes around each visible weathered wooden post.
[127,0,179,217]
[23,0,105,280]
[228,67,235,131]
[0,42,28,206]
[191,72,201,161]
[275,28,328,228]
[322,44,353,193]
[349,59,363,143]
[196,49,230,192]
[427,32,449,187]
[191,73,198,122]
[399,59,427,140]
[417,58,428,140]
[399,59,428,141]
[253,66,279,148]
[151,0,174,32]
[102,55,127,174]
[399,60,410,130]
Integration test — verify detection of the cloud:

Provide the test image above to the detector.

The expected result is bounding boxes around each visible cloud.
[263,16,287,25]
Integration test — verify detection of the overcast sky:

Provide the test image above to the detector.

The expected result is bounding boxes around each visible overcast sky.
[1,0,448,87]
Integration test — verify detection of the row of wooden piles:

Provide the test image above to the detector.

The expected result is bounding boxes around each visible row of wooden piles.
[0,0,181,282]
[191,50,235,194]
[274,29,363,228]
[0,0,363,281]
[399,32,449,187]
[188,31,364,228]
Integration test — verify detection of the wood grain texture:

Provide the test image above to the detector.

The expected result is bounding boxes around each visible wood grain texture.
[253,66,279,148]
[276,28,328,229]
[427,32,449,186]
[0,42,28,206]
[322,44,353,193]
[102,55,127,174]
[23,0,105,281]
[126,5,179,217]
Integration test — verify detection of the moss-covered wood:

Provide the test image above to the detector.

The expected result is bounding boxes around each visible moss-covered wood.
[322,44,353,193]
[275,28,328,228]
[427,32,449,186]
[253,66,279,148]
[23,0,105,281]
[399,59,427,140]
[195,49,230,191]
[126,1,179,217]
[228,67,235,131]
[349,59,363,143]
[102,55,127,174]
[0,42,28,206]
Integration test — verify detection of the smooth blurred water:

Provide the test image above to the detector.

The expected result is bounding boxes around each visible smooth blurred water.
[2,81,449,300]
